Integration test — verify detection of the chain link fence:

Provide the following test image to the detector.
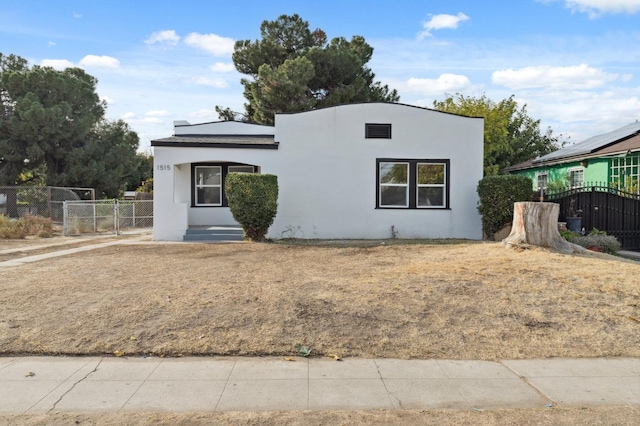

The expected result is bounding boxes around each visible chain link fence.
[0,186,95,224]
[63,200,153,236]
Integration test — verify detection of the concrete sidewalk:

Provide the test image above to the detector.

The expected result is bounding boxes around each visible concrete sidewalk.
[0,356,637,414]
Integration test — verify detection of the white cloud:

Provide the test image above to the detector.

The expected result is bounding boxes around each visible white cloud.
[145,30,180,46]
[564,0,640,16]
[48,41,56,47]
[418,13,469,39]
[100,95,114,104]
[40,59,75,70]
[189,109,218,120]
[209,62,234,73]
[121,112,136,119]
[73,13,82,19]
[492,64,619,90]
[79,55,120,69]
[184,32,235,56]
[193,77,228,88]
[405,74,472,95]
[146,110,171,117]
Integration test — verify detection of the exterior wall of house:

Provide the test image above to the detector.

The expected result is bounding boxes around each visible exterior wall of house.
[153,145,279,240]
[153,103,484,241]
[268,103,484,240]
[174,120,272,135]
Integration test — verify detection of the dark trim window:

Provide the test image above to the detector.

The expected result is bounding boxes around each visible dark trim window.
[366,123,392,139]
[376,158,450,209]
[191,162,256,207]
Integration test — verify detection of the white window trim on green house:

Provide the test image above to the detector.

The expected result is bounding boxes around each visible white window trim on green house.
[567,167,585,189]
[610,153,640,191]
[535,172,548,191]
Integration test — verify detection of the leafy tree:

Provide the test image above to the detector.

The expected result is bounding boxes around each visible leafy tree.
[61,120,140,198]
[222,14,399,124]
[433,94,560,176]
[0,53,141,199]
[215,106,244,122]
[125,152,153,191]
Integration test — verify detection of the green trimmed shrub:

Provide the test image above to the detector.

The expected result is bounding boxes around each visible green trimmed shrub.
[477,175,533,239]
[225,173,278,242]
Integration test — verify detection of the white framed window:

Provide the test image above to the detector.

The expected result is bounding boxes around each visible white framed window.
[417,163,446,208]
[195,166,222,206]
[379,162,409,207]
[228,165,255,174]
[568,167,584,189]
[377,159,450,209]
[192,163,256,207]
[536,172,548,191]
[610,153,639,192]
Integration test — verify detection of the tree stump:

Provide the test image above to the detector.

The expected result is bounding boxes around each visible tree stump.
[502,202,585,254]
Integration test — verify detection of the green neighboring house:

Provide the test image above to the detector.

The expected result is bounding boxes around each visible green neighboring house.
[506,121,640,193]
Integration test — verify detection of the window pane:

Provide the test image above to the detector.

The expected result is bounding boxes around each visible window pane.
[197,167,220,185]
[380,186,408,206]
[380,163,408,184]
[417,164,444,184]
[229,166,254,174]
[537,174,548,189]
[418,187,444,207]
[197,187,220,205]
[570,170,583,188]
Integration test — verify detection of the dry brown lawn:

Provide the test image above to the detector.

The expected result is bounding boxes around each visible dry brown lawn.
[1,238,639,360]
[2,406,640,426]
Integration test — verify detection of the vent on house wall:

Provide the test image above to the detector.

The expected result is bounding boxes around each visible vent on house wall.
[365,123,392,139]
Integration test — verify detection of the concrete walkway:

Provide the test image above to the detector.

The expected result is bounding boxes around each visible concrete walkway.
[0,231,152,268]
[0,356,637,414]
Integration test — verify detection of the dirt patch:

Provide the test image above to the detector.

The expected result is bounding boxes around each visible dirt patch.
[0,240,638,360]
[1,406,639,426]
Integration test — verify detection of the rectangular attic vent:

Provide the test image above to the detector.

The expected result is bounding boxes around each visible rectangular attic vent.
[365,123,392,139]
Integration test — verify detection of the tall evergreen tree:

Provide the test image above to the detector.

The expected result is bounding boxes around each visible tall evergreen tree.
[220,14,399,124]
[0,52,140,199]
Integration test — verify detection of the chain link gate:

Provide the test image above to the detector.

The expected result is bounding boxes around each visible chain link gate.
[63,199,153,236]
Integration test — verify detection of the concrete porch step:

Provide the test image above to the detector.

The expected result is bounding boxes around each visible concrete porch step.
[183,226,244,242]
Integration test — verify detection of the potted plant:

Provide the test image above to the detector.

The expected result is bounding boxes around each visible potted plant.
[565,198,582,234]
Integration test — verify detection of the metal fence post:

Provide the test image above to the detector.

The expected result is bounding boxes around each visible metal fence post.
[63,201,68,236]
[114,199,119,235]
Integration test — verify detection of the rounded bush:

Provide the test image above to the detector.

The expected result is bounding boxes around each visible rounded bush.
[225,173,278,242]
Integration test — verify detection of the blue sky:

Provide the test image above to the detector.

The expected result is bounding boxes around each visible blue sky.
[2,0,640,152]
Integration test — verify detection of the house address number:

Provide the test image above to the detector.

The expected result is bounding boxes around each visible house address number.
[156,164,171,171]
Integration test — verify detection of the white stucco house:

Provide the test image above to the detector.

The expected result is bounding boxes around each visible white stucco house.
[151,102,484,241]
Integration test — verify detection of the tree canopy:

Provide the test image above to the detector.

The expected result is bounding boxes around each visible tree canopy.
[433,94,561,176]
[220,14,399,124]
[0,52,141,197]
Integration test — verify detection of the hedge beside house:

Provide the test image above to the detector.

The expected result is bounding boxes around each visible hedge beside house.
[477,175,533,240]
[225,173,278,242]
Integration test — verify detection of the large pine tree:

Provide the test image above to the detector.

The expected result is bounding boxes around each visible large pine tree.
[220,14,399,124]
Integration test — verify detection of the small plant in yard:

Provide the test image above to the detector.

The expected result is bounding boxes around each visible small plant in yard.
[572,232,621,254]
[0,214,53,239]
[568,198,582,217]
[560,229,580,242]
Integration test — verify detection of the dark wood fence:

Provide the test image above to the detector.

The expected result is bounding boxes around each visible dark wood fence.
[544,184,640,251]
